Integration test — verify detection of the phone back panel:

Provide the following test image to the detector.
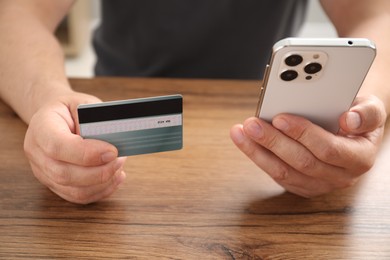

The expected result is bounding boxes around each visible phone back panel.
[257,38,376,133]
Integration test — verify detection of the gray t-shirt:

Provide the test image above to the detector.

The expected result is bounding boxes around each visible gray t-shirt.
[93,0,308,79]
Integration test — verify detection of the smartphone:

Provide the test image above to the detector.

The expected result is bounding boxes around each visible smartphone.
[256,37,376,133]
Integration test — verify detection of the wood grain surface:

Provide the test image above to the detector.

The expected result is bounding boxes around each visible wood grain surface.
[0,77,389,259]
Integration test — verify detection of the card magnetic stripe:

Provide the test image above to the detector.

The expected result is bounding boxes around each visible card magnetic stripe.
[78,95,182,124]
[84,126,183,157]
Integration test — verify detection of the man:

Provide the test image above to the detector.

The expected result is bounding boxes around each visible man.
[0,0,388,204]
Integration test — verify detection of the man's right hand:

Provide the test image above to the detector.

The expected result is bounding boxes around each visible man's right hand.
[24,92,127,204]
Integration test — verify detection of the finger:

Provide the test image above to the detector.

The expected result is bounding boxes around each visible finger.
[36,113,119,166]
[241,118,352,181]
[339,95,387,135]
[282,181,336,198]
[51,170,127,204]
[31,154,127,187]
[272,114,376,173]
[230,124,335,193]
[33,163,126,204]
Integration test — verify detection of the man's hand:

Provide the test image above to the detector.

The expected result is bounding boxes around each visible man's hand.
[230,95,386,197]
[24,92,127,204]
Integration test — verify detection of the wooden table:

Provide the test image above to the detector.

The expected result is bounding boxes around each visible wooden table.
[1,77,389,259]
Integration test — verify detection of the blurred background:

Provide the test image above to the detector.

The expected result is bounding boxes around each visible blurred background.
[63,0,337,78]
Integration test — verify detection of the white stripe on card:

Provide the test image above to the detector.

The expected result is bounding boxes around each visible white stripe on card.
[80,114,182,136]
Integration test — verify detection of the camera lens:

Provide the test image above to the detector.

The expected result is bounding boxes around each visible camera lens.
[304,62,322,74]
[280,70,298,81]
[285,54,303,66]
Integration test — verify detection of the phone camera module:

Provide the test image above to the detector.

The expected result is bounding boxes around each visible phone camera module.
[280,70,298,81]
[285,54,303,66]
[304,62,322,74]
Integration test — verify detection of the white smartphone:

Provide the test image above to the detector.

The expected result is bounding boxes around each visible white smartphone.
[256,37,376,133]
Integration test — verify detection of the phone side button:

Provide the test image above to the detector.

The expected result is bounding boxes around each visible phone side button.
[261,65,270,85]
[256,86,265,117]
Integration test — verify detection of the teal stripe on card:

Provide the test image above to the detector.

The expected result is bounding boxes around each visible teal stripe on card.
[84,126,183,156]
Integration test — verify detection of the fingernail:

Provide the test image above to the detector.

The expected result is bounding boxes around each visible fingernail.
[346,112,361,130]
[273,118,289,131]
[101,151,116,163]
[114,159,123,171]
[231,126,245,144]
[246,121,263,138]
[116,171,126,185]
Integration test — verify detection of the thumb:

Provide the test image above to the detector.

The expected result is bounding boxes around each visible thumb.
[339,95,386,134]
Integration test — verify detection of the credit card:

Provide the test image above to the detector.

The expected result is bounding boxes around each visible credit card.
[77,95,183,156]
